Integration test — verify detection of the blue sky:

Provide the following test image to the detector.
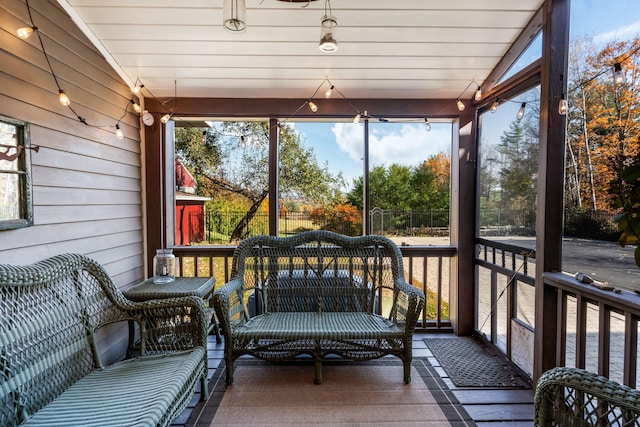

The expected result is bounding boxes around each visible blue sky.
[293,1,640,190]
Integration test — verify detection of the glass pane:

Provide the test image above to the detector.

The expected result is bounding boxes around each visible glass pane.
[173,121,270,245]
[0,173,20,220]
[0,117,31,229]
[497,32,542,85]
[365,121,452,242]
[279,121,361,236]
[478,86,540,240]
[562,1,640,292]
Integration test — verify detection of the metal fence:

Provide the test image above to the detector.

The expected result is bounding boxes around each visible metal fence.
[190,208,619,243]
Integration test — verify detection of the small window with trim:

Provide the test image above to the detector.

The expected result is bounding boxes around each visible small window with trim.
[0,115,33,230]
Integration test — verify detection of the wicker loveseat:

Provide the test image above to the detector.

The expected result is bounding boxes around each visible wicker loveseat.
[212,230,425,385]
[0,254,208,427]
[534,366,640,426]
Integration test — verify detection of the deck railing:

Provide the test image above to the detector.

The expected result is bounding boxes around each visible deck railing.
[171,244,456,332]
[475,238,640,387]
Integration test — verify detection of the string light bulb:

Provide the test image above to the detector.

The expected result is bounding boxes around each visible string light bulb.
[474,86,482,101]
[424,118,431,131]
[324,85,334,99]
[490,99,499,113]
[17,26,37,39]
[516,103,526,121]
[115,124,124,140]
[558,94,568,115]
[58,90,70,106]
[456,98,465,111]
[160,113,172,123]
[130,99,142,114]
[613,62,625,86]
[307,100,318,113]
[353,113,361,124]
[133,83,144,94]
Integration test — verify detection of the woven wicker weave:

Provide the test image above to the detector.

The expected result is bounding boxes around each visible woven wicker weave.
[213,230,425,385]
[0,253,208,427]
[534,366,640,426]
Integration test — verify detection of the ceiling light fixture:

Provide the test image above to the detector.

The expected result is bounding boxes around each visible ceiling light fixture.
[319,0,338,52]
[223,0,247,32]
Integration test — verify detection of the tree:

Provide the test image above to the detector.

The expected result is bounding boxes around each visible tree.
[347,153,451,211]
[566,38,640,212]
[175,122,344,242]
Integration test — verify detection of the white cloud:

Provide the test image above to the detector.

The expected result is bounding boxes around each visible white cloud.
[332,122,450,168]
[594,20,640,44]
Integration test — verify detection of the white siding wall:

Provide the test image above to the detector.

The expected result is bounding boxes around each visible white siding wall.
[0,0,144,288]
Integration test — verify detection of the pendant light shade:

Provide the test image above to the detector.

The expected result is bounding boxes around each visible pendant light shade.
[223,0,246,32]
[319,15,338,52]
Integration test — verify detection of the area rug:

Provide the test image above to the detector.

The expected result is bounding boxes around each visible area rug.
[425,337,531,388]
[186,358,474,426]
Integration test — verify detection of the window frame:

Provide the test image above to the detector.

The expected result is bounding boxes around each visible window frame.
[0,115,33,230]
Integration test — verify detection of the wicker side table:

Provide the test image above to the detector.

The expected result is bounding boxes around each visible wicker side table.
[124,277,220,356]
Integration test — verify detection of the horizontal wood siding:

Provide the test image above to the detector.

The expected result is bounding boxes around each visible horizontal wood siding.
[0,0,143,289]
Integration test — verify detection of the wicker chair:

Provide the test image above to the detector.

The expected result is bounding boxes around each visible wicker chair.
[0,254,208,427]
[534,366,640,426]
[213,230,425,385]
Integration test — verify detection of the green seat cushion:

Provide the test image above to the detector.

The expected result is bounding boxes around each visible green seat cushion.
[235,312,403,340]
[21,348,205,427]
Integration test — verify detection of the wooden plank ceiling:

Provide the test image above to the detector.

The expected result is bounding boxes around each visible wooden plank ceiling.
[56,0,544,100]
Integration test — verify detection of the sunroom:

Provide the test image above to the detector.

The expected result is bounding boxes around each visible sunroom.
[2,0,640,424]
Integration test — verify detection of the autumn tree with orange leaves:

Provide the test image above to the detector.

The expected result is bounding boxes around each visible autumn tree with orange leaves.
[565,38,640,213]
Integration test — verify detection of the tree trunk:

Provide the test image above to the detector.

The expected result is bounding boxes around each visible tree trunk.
[581,90,597,209]
[229,190,269,243]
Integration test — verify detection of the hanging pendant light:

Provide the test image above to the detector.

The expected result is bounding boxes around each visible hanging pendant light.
[223,0,246,32]
[319,0,338,52]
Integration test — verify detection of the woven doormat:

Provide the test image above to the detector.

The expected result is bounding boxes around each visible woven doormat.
[425,337,531,388]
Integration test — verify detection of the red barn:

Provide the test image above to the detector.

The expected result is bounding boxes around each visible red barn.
[175,160,210,245]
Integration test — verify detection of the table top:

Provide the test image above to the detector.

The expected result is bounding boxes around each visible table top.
[123,276,215,301]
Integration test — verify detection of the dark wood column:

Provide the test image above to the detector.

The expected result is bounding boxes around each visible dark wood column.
[450,110,477,335]
[534,0,570,381]
[143,112,171,277]
[269,118,279,236]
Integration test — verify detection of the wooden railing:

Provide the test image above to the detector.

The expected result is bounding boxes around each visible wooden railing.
[543,272,640,388]
[475,238,640,387]
[171,244,456,332]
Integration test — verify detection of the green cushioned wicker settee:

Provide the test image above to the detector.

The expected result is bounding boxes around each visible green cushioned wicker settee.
[212,230,425,385]
[0,254,208,427]
[534,366,640,426]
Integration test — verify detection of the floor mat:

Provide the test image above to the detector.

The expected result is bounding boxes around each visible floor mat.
[186,358,474,426]
[425,336,531,388]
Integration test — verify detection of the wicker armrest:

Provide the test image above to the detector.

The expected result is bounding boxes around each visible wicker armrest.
[534,366,640,426]
[124,295,208,354]
[391,278,425,333]
[212,277,247,338]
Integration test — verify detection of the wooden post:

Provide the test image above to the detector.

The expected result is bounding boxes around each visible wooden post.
[534,0,570,382]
